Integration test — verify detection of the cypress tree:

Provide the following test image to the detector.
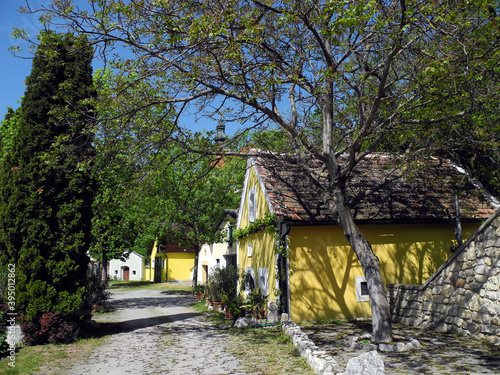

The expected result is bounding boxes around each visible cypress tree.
[0,31,96,332]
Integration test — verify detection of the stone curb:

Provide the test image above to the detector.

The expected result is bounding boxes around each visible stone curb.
[281,320,344,375]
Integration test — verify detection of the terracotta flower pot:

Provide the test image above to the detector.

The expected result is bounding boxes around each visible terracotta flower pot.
[213,301,222,310]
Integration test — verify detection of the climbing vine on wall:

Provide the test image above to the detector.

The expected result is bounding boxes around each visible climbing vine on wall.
[233,213,277,240]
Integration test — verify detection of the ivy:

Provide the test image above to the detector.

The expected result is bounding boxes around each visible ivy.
[233,213,277,240]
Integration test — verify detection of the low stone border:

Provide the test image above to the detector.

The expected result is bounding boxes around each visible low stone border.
[281,320,343,375]
[281,320,422,375]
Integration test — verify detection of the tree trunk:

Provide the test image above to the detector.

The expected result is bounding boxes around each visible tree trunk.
[101,252,108,283]
[192,244,200,289]
[332,182,393,343]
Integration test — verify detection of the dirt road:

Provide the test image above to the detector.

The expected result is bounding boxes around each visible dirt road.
[68,288,245,375]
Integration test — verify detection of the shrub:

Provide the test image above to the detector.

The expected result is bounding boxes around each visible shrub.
[85,265,111,308]
[193,283,205,295]
[246,287,268,319]
[0,266,7,299]
[207,265,239,302]
[0,311,8,358]
[227,294,245,320]
[20,312,74,346]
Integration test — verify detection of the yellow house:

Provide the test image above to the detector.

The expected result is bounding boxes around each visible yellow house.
[146,241,196,282]
[236,152,497,322]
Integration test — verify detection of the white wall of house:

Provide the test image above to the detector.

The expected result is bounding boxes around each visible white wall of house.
[197,216,237,283]
[109,252,146,281]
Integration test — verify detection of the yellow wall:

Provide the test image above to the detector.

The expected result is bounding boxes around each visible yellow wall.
[150,243,167,281]
[238,164,277,300]
[238,230,277,300]
[288,222,480,322]
[239,164,270,229]
[144,267,152,282]
[167,252,195,280]
[149,241,195,281]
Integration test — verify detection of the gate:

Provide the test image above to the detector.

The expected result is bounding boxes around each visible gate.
[154,257,162,283]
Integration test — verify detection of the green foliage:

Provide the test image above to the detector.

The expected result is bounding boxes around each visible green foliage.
[89,67,175,263]
[245,287,268,319]
[84,266,111,308]
[233,213,277,240]
[89,69,246,259]
[240,128,296,153]
[206,265,239,302]
[0,311,8,358]
[0,31,96,329]
[26,0,500,344]
[192,283,205,295]
[227,294,245,320]
[0,265,7,300]
[0,108,21,166]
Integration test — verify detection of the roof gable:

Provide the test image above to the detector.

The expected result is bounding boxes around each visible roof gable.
[215,209,238,232]
[249,153,497,223]
[236,157,276,229]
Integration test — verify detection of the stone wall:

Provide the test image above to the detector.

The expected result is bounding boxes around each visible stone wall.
[387,209,500,344]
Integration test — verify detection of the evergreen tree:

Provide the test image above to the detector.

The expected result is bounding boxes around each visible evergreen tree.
[0,31,96,334]
[0,107,21,166]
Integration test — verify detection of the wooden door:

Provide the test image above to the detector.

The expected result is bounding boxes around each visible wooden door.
[202,265,208,283]
[123,267,130,281]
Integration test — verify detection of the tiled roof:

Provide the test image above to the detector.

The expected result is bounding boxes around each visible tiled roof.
[159,243,196,253]
[252,153,497,223]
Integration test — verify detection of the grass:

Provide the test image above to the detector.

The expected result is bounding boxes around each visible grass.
[301,318,344,326]
[191,299,210,313]
[195,305,314,374]
[227,325,314,375]
[0,337,106,375]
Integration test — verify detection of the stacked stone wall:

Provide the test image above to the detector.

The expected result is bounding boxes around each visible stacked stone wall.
[387,210,500,344]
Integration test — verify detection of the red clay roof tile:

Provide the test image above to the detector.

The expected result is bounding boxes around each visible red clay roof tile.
[251,153,497,223]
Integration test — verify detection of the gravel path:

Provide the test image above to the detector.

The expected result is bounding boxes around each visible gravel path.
[68,288,245,375]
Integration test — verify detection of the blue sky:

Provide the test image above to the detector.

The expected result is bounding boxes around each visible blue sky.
[0,1,224,134]
[0,1,46,116]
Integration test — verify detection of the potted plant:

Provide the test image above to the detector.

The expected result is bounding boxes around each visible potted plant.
[221,294,229,311]
[225,294,245,323]
[207,265,239,311]
[246,287,268,319]
[193,284,205,301]
[207,271,222,309]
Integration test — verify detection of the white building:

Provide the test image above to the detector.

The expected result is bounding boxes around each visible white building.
[197,209,238,283]
[109,251,147,281]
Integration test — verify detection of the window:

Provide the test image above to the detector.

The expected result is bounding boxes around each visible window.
[355,276,370,302]
[216,259,220,269]
[248,186,257,222]
[114,270,118,275]
[132,270,137,276]
[361,282,369,296]
[247,243,253,257]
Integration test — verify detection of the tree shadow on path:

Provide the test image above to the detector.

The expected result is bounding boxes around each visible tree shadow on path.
[86,291,201,338]
[92,312,201,337]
